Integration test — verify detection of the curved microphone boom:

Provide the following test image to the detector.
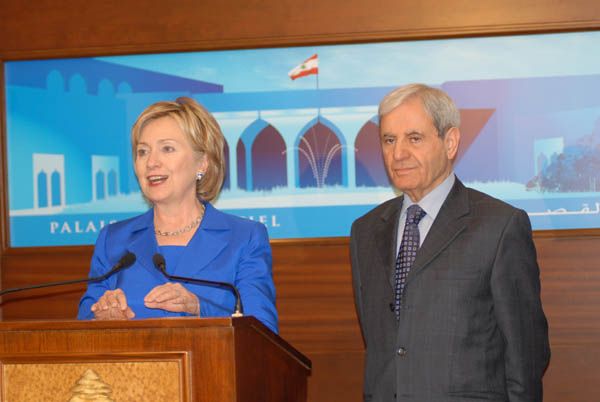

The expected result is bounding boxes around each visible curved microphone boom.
[152,253,243,317]
[0,252,137,297]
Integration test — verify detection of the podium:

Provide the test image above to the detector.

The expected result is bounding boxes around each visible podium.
[0,317,311,401]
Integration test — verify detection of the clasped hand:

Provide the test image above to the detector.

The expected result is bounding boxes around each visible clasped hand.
[90,282,200,320]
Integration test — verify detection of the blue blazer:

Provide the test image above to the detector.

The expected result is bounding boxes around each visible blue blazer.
[77,202,278,333]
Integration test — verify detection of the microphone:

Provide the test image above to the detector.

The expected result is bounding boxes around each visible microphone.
[152,253,243,317]
[0,252,137,297]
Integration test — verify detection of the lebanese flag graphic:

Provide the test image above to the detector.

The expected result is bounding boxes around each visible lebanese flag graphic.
[288,54,319,80]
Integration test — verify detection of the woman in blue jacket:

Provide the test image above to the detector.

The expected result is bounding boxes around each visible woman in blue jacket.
[77,97,278,334]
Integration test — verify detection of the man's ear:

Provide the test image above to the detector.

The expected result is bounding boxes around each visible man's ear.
[444,127,461,160]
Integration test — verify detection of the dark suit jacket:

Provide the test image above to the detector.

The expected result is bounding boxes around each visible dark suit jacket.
[77,202,278,334]
[350,178,550,402]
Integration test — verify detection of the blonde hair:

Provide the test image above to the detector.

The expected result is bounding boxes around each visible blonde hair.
[131,97,225,201]
[379,83,460,138]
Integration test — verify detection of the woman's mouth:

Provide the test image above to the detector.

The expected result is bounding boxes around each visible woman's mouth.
[147,175,168,185]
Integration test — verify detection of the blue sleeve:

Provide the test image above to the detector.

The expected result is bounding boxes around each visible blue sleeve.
[234,223,279,333]
[196,221,279,333]
[77,226,117,320]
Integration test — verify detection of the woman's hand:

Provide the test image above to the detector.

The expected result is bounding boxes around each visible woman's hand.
[91,288,135,320]
[144,282,200,315]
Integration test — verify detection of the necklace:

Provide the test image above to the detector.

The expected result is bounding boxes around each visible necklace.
[154,205,205,237]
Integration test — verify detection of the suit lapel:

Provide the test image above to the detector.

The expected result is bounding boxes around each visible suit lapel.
[172,202,230,277]
[373,197,403,289]
[407,179,470,283]
[126,209,164,282]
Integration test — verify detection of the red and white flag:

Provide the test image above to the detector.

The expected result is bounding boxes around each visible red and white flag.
[288,54,319,80]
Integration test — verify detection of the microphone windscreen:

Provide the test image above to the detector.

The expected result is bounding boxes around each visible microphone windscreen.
[152,253,166,269]
[120,252,137,268]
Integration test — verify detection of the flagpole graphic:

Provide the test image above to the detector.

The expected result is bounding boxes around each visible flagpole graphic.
[288,53,342,188]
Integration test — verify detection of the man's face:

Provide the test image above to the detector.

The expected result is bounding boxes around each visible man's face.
[380,98,460,202]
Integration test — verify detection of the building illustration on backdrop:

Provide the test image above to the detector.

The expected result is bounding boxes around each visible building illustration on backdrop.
[5,57,600,245]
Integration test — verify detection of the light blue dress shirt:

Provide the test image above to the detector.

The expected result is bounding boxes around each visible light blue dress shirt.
[396,173,456,253]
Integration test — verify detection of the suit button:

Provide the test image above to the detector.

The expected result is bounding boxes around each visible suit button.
[389,302,394,312]
[397,347,407,356]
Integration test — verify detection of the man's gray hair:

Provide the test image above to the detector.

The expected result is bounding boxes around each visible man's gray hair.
[379,83,460,137]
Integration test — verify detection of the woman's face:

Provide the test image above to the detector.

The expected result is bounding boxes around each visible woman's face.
[134,116,206,207]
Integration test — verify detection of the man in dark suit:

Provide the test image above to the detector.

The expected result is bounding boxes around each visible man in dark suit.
[350,84,550,402]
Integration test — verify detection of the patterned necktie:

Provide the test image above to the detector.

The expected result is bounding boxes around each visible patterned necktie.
[394,204,426,319]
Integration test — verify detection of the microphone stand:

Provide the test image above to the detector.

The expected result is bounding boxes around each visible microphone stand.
[153,254,243,317]
[164,273,244,318]
[0,252,136,297]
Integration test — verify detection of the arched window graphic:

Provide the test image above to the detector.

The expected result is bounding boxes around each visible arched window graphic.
[222,141,230,190]
[117,82,132,94]
[69,74,87,95]
[252,125,287,190]
[98,79,115,97]
[355,119,389,187]
[46,70,64,92]
[96,171,106,200]
[33,154,65,209]
[298,121,343,188]
[37,171,48,208]
[237,140,247,190]
[51,171,62,206]
[91,155,120,200]
[107,170,118,196]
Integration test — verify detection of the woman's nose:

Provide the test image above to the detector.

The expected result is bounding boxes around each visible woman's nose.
[146,151,160,168]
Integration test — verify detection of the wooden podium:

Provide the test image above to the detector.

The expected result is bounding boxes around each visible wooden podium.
[0,317,311,401]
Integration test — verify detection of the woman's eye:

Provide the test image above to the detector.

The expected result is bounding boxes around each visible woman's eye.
[136,149,148,157]
[163,145,175,153]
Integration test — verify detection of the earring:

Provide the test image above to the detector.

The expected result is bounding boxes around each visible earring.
[196,172,204,181]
